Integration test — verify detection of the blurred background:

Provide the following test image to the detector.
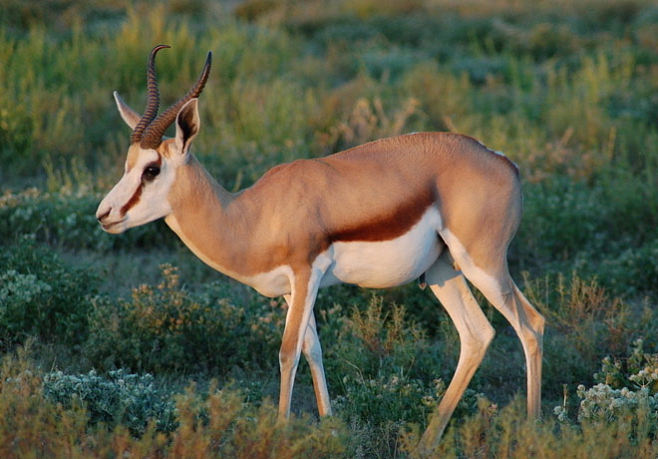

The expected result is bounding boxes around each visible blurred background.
[0,1,657,456]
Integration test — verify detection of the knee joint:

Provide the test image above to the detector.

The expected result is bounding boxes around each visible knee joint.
[302,339,323,363]
[279,348,300,370]
[464,324,495,358]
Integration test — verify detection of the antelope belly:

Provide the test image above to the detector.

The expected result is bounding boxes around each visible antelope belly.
[325,207,443,288]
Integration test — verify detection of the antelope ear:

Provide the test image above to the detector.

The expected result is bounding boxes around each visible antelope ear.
[174,98,200,156]
[113,91,141,130]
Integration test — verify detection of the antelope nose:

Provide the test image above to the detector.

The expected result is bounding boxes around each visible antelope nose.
[96,208,111,222]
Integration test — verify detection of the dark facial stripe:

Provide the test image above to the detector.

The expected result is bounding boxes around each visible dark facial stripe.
[120,183,143,216]
[328,188,434,243]
[121,155,161,216]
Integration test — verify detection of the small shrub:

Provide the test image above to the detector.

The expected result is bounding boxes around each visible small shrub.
[334,373,443,427]
[554,339,658,439]
[574,383,657,429]
[600,238,658,296]
[323,296,472,456]
[43,369,177,435]
[518,179,607,266]
[0,347,350,458]
[0,189,177,252]
[0,348,89,458]
[85,264,284,374]
[594,338,658,393]
[0,236,97,348]
[323,296,449,394]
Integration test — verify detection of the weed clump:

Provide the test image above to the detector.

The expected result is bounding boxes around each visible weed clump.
[0,236,97,349]
[85,265,283,374]
[43,369,177,435]
[1,0,658,456]
[554,339,658,442]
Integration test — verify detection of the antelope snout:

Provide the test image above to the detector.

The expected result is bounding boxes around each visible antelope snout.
[96,206,111,223]
[95,202,126,233]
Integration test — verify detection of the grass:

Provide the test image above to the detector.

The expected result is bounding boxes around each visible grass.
[1,0,657,456]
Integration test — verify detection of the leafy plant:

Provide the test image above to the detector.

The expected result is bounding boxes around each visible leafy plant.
[43,369,176,435]
[0,236,97,348]
[554,339,658,439]
[85,265,283,374]
[0,189,178,252]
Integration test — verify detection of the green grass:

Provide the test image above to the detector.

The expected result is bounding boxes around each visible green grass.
[1,0,657,456]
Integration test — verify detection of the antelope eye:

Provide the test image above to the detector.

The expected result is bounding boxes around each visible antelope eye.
[143,165,161,181]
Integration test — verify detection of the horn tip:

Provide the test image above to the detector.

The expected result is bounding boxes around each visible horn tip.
[151,44,171,56]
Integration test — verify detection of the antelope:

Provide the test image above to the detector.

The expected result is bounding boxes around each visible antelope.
[96,45,544,453]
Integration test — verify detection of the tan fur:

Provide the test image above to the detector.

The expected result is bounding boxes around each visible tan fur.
[164,132,520,279]
[125,144,142,172]
[101,125,542,454]
[97,50,539,450]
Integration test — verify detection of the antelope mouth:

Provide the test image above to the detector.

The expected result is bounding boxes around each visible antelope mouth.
[100,218,127,233]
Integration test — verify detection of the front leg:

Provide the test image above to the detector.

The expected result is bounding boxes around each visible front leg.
[278,267,325,419]
[284,294,332,416]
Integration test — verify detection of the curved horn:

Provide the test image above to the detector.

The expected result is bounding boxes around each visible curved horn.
[141,51,212,149]
[131,44,171,144]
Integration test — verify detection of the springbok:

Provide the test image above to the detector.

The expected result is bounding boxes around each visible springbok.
[96,45,544,453]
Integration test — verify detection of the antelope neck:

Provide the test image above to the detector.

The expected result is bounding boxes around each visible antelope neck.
[164,155,244,275]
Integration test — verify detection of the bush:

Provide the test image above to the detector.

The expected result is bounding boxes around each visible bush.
[321,297,467,455]
[43,369,177,435]
[0,236,97,348]
[554,339,658,439]
[600,238,658,296]
[0,347,349,458]
[334,373,444,428]
[0,189,178,252]
[84,265,284,374]
[524,272,658,397]
[595,338,658,392]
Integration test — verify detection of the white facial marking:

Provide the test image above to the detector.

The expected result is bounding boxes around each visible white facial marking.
[97,148,176,233]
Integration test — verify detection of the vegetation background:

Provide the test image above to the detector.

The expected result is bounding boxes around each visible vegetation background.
[0,0,657,456]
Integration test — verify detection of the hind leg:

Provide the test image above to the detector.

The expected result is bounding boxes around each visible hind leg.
[417,252,495,454]
[442,232,545,419]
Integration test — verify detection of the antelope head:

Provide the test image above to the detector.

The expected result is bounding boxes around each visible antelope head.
[96,45,211,233]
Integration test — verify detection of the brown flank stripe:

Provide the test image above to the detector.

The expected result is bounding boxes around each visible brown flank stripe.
[328,187,435,243]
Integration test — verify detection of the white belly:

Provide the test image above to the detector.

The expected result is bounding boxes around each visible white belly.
[170,207,443,297]
[322,207,443,288]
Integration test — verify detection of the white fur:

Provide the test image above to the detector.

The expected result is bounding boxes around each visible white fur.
[168,207,445,298]
[439,228,506,305]
[322,207,444,288]
[97,148,177,233]
[246,265,295,298]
